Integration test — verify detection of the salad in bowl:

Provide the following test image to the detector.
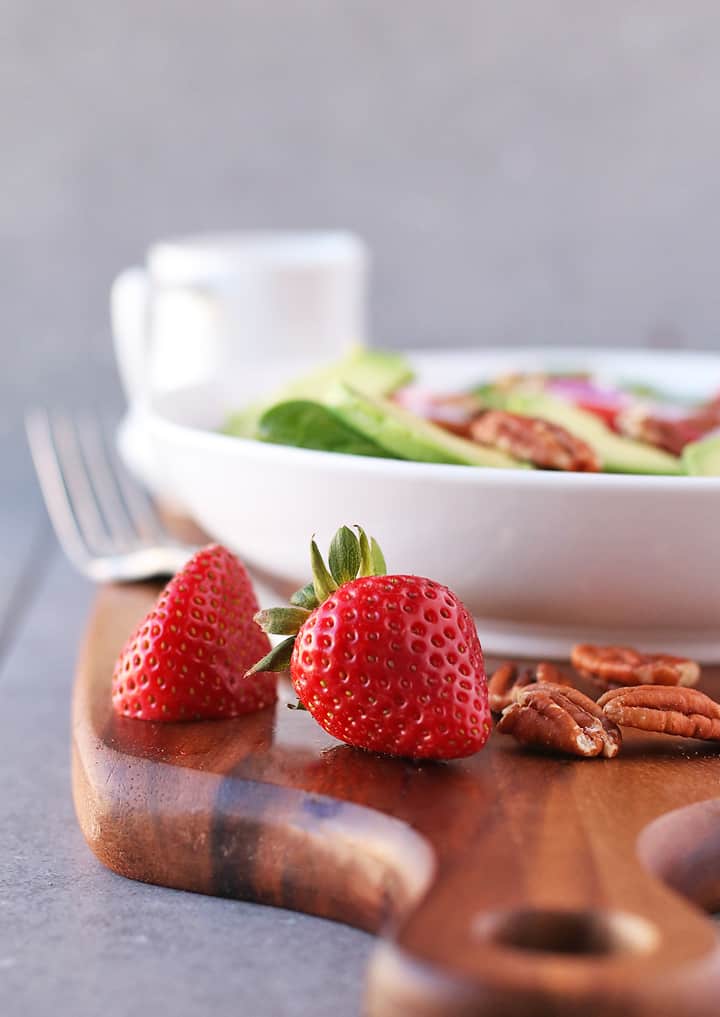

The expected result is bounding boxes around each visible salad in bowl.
[224,348,720,476]
[136,346,720,661]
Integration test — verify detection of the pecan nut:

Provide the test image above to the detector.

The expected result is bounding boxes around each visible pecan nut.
[571,643,700,688]
[470,411,600,472]
[497,684,622,758]
[598,685,720,741]
[488,661,572,713]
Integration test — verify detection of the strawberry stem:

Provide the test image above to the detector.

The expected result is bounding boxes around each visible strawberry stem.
[245,635,295,676]
[290,582,318,610]
[311,538,338,602]
[370,537,387,576]
[247,525,389,681]
[254,607,310,636]
[328,525,362,585]
[356,525,373,577]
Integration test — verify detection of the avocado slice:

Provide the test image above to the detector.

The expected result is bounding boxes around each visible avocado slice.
[325,383,530,468]
[225,347,414,438]
[279,347,413,401]
[683,435,720,476]
[507,393,684,475]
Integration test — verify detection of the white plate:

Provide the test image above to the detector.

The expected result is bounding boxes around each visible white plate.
[122,348,720,661]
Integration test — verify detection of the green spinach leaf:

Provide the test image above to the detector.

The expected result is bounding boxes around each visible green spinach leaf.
[258,400,396,458]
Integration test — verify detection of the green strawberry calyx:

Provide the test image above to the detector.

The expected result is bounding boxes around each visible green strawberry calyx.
[245,525,387,677]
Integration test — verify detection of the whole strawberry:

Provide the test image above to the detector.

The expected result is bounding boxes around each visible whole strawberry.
[112,545,276,721]
[247,527,490,759]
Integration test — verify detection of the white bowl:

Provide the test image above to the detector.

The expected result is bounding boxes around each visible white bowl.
[136,348,720,662]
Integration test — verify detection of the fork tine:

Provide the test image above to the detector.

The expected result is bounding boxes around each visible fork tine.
[28,408,199,583]
[101,418,170,543]
[50,412,111,554]
[25,409,93,568]
[75,412,139,548]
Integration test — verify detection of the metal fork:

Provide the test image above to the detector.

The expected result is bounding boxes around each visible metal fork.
[26,409,197,582]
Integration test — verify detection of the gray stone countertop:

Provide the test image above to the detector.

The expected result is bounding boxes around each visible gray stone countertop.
[0,432,372,1017]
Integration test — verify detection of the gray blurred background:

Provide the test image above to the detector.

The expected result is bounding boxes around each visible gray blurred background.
[2,0,720,434]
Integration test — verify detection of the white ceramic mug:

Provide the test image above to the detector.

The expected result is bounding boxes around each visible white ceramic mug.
[111,231,369,409]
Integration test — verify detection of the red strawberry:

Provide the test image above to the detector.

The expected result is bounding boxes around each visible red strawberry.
[112,545,276,721]
[248,527,490,759]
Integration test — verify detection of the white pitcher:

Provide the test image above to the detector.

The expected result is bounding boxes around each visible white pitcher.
[111,230,368,493]
[111,230,369,409]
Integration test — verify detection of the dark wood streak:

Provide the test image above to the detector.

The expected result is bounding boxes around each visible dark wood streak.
[75,581,720,1017]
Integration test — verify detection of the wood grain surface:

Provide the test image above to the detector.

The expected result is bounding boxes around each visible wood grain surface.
[73,582,720,1017]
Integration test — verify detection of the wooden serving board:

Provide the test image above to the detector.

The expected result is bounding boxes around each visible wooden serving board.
[73,583,720,1017]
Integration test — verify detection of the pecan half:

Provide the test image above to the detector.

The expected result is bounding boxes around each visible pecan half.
[470,411,600,472]
[599,685,720,741]
[571,644,700,688]
[497,684,622,758]
[488,661,572,713]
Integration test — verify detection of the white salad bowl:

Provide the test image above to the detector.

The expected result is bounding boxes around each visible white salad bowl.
[135,348,720,662]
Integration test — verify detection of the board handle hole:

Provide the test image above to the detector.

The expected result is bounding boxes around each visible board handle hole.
[476,907,659,957]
